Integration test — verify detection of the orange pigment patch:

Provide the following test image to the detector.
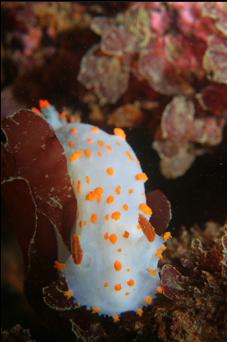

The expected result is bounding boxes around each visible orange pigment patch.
[114,284,122,291]
[98,140,104,147]
[84,148,92,157]
[104,232,109,240]
[69,127,78,134]
[139,214,156,242]
[139,203,152,216]
[91,213,98,224]
[147,269,157,276]
[109,233,118,244]
[113,128,126,139]
[86,176,91,184]
[86,187,104,202]
[86,138,94,144]
[106,195,115,204]
[126,151,135,161]
[137,309,143,317]
[115,186,122,195]
[72,234,83,265]
[125,292,130,296]
[92,307,101,314]
[54,260,65,271]
[106,145,113,152]
[135,172,148,182]
[32,107,42,115]
[128,188,134,195]
[145,296,152,305]
[127,279,135,287]
[105,214,110,221]
[67,141,75,148]
[163,232,172,241]
[156,249,163,259]
[77,180,81,193]
[114,260,122,271]
[117,248,123,252]
[97,151,104,157]
[122,204,129,211]
[123,231,130,239]
[91,127,99,133]
[69,150,83,161]
[39,99,50,108]
[106,167,115,176]
[111,211,121,221]
[157,286,164,294]
[64,290,73,299]
[113,314,120,322]
[103,281,109,288]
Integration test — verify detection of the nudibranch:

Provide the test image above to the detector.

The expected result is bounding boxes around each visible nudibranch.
[34,101,171,318]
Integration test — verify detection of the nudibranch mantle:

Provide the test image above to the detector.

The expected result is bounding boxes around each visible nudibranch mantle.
[43,104,165,316]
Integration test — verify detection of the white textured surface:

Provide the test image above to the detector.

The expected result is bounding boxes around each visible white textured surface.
[53,123,164,316]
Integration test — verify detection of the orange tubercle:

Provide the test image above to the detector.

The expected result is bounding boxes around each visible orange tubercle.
[127,279,135,287]
[106,167,115,176]
[91,213,98,224]
[115,186,122,195]
[91,127,99,133]
[69,127,78,134]
[98,140,105,147]
[135,172,148,182]
[39,99,50,109]
[111,211,121,221]
[84,148,92,157]
[114,284,122,291]
[67,141,75,148]
[114,128,126,140]
[103,281,109,288]
[64,290,73,299]
[32,106,42,115]
[163,231,172,241]
[69,150,83,162]
[145,296,152,305]
[92,307,101,314]
[106,195,115,204]
[157,286,164,294]
[114,260,122,271]
[113,314,120,322]
[156,249,163,259]
[139,203,152,216]
[109,233,118,244]
[123,231,130,239]
[122,204,129,211]
[137,308,143,317]
[147,269,157,276]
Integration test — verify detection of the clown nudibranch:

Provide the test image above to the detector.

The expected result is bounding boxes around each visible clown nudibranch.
[39,101,171,319]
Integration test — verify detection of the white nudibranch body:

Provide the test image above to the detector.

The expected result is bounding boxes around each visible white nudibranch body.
[41,102,168,318]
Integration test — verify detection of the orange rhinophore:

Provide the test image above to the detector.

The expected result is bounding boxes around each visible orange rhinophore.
[114,128,126,139]
[139,214,156,242]
[54,260,65,271]
[39,99,50,109]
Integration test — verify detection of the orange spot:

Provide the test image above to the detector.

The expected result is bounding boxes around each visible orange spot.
[104,232,109,240]
[92,307,101,314]
[86,176,91,184]
[69,150,83,161]
[114,128,126,140]
[106,195,115,204]
[115,186,122,195]
[128,188,134,195]
[72,234,83,265]
[84,148,92,157]
[157,286,164,294]
[109,233,118,244]
[64,290,73,299]
[67,141,75,148]
[105,214,110,221]
[127,279,135,287]
[106,145,113,152]
[98,140,104,147]
[147,269,157,276]
[161,245,167,251]
[77,180,81,193]
[156,249,163,259]
[135,172,148,182]
[39,99,50,108]
[86,138,94,144]
[139,203,152,216]
[32,106,41,115]
[122,204,129,211]
[91,127,99,133]
[70,127,78,134]
[91,213,98,224]
[106,167,115,176]
[97,151,104,157]
[54,260,65,271]
[111,211,121,221]
[86,187,104,202]
[139,215,156,242]
[113,314,120,322]
[125,292,130,296]
[114,260,122,271]
[137,308,143,317]
[103,281,109,288]
[145,296,152,305]
[114,284,122,291]
[123,231,130,239]
[163,232,172,241]
[126,151,135,161]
